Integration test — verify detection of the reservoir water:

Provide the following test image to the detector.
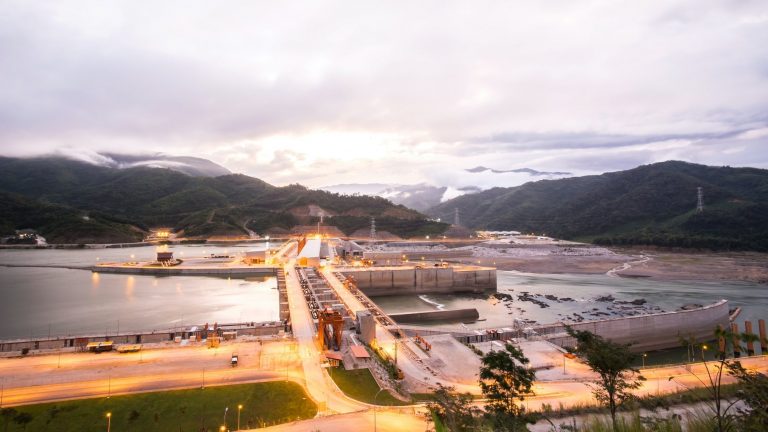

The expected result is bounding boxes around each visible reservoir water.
[373,270,768,332]
[0,244,278,340]
[1,246,766,346]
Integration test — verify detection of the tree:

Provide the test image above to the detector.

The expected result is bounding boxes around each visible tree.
[566,327,644,431]
[424,383,480,432]
[1,408,18,432]
[12,412,32,431]
[728,360,768,431]
[673,328,765,432]
[478,342,537,431]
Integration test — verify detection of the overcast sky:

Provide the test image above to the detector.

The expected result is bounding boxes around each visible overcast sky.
[1,0,767,188]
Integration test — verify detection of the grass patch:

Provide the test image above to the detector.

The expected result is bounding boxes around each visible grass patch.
[0,381,315,431]
[327,367,409,406]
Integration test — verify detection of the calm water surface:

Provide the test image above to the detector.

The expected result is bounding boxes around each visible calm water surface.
[0,244,279,340]
[373,270,767,332]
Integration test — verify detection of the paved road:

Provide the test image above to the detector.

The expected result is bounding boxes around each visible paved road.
[259,409,429,432]
[283,259,367,414]
[0,339,301,406]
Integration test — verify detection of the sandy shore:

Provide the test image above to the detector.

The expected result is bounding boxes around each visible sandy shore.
[609,248,768,284]
[394,242,768,285]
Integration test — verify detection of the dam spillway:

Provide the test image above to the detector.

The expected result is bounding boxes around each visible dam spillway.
[341,265,497,296]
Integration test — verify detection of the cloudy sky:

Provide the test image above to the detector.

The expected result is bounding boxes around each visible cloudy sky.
[1,0,767,189]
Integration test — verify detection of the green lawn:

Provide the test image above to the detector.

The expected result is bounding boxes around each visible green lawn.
[0,381,316,431]
[327,367,410,406]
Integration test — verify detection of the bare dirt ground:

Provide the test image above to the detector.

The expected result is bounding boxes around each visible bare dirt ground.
[453,246,768,285]
[610,248,768,284]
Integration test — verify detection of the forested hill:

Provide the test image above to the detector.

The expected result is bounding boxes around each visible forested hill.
[0,156,447,243]
[428,161,768,251]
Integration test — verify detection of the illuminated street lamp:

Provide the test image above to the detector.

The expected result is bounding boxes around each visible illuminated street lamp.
[237,404,243,431]
[106,412,112,432]
[373,388,387,432]
[643,353,647,368]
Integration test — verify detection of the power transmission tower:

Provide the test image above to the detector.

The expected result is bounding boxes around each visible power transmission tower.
[454,208,460,226]
[697,187,704,213]
[369,216,376,245]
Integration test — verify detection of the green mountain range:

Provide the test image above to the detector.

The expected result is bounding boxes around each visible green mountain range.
[0,157,447,243]
[429,161,768,251]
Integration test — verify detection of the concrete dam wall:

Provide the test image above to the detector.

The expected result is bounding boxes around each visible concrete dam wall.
[343,266,497,296]
[390,308,480,324]
[545,299,731,352]
[407,300,732,352]
[92,265,277,277]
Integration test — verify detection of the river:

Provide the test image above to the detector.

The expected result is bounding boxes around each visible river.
[0,244,278,340]
[1,247,766,350]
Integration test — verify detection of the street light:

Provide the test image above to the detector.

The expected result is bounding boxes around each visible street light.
[373,388,387,432]
[106,412,112,432]
[237,404,243,431]
[642,353,647,368]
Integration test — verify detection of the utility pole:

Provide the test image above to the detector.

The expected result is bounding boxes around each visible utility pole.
[454,208,460,226]
[369,217,376,246]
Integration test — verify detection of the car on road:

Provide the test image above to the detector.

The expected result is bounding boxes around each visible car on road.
[231,352,238,367]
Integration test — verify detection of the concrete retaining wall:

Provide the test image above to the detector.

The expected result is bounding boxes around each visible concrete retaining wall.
[401,300,731,352]
[92,266,277,277]
[390,308,480,323]
[546,299,731,352]
[343,267,496,296]
[363,250,474,260]
[0,323,285,353]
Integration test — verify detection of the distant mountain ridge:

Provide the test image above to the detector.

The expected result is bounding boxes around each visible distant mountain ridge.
[322,166,573,211]
[465,166,573,176]
[321,183,449,211]
[0,156,447,243]
[59,152,232,177]
[430,161,768,251]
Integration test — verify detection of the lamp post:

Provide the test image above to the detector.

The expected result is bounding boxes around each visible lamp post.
[237,404,242,431]
[642,353,647,368]
[106,412,112,432]
[373,388,386,432]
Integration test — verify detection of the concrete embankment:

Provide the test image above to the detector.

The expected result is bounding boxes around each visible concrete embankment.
[399,300,732,352]
[343,266,496,296]
[92,265,278,277]
[545,299,731,352]
[363,250,474,260]
[390,308,480,324]
[0,322,286,353]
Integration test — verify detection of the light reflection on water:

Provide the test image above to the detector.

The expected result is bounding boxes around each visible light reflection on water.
[0,244,279,339]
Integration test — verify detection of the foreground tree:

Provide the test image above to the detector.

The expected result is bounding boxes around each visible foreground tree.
[425,383,480,432]
[478,342,537,431]
[728,360,768,431]
[1,408,18,432]
[566,327,644,431]
[672,328,763,432]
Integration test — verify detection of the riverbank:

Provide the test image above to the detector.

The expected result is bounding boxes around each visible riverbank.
[461,248,768,285]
